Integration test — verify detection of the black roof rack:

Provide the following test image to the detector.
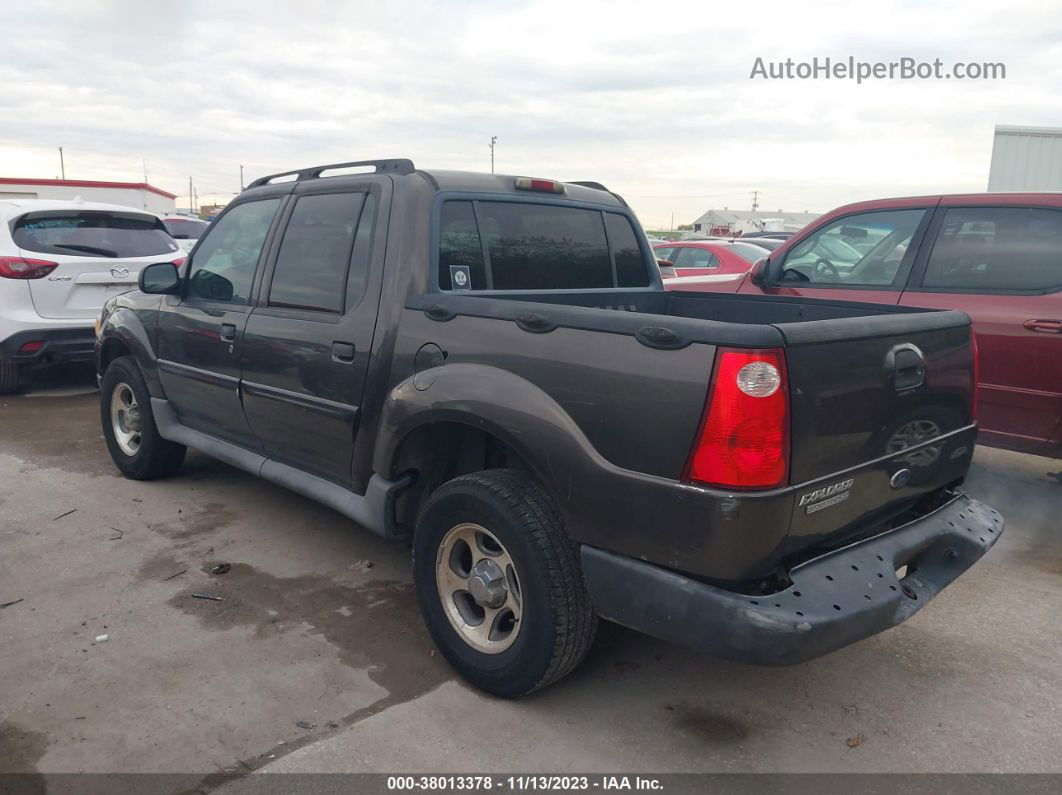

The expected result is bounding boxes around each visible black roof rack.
[247,158,415,189]
[568,180,610,191]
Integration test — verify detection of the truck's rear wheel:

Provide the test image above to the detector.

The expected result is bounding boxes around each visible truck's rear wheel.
[412,469,597,698]
[0,362,20,395]
[101,356,186,480]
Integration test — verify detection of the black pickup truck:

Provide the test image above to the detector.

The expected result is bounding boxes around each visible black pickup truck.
[96,159,1003,697]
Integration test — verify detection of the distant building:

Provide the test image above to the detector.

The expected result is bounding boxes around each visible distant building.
[197,203,226,220]
[0,177,177,214]
[988,125,1062,191]
[689,208,820,237]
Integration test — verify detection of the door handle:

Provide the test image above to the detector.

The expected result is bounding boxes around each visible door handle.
[1024,319,1062,334]
[332,341,356,363]
[220,323,237,342]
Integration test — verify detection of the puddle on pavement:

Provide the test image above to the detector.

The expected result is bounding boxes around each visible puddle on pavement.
[147,501,238,545]
[0,721,49,774]
[164,561,451,785]
[666,704,752,745]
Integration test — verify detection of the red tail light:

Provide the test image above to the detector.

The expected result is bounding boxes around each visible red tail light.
[684,348,790,490]
[970,332,979,421]
[172,258,186,267]
[0,256,59,280]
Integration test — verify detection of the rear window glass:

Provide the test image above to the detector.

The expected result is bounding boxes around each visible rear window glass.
[923,207,1062,292]
[729,242,771,262]
[437,200,650,290]
[13,212,179,259]
[162,217,209,240]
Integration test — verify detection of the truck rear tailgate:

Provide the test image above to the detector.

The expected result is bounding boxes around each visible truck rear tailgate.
[776,309,977,552]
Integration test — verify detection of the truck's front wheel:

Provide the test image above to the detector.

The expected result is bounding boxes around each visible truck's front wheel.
[412,470,597,698]
[100,356,186,480]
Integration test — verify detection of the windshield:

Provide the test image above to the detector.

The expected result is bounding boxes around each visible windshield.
[13,211,179,259]
[163,217,209,240]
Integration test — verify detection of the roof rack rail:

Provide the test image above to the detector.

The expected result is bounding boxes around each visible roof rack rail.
[247,158,415,189]
[568,180,610,191]
[568,180,629,208]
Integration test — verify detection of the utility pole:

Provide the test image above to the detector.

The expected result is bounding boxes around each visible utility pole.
[142,159,148,182]
[58,147,65,179]
[751,190,759,212]
[670,212,674,233]
[239,164,244,191]
[189,177,194,215]
[489,136,498,174]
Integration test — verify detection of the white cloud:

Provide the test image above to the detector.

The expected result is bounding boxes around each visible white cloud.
[1,0,1060,226]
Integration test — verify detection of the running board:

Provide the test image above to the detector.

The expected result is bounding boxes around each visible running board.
[151,398,409,540]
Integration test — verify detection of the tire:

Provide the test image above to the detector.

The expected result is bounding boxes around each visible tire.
[0,362,19,395]
[100,356,186,480]
[412,469,597,698]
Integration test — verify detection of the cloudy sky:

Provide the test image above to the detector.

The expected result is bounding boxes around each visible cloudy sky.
[1,0,1060,228]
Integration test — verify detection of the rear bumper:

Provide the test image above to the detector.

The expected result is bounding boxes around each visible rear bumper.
[0,326,96,364]
[582,493,1003,665]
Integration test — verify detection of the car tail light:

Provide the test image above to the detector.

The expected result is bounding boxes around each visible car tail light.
[684,348,790,490]
[970,332,979,421]
[172,258,186,267]
[0,256,59,280]
[514,177,565,194]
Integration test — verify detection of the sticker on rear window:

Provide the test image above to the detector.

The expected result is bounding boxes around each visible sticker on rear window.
[450,265,471,291]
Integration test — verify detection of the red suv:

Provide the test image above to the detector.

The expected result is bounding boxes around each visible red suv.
[668,193,1062,458]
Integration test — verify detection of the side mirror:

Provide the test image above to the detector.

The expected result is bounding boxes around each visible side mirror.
[139,262,182,295]
[749,257,769,285]
[657,259,676,280]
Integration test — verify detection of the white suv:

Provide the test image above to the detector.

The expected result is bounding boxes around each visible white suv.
[160,215,210,254]
[0,199,183,393]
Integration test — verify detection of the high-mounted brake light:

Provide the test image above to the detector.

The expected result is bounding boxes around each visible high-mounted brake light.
[684,348,790,490]
[514,177,565,194]
[0,256,59,280]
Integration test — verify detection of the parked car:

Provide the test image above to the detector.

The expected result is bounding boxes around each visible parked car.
[653,240,770,277]
[0,199,183,393]
[668,193,1062,458]
[161,215,210,254]
[96,160,1001,697]
[733,236,783,252]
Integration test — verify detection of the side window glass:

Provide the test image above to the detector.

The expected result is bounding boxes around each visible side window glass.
[674,247,718,268]
[268,193,364,313]
[345,193,377,311]
[439,201,486,290]
[654,246,674,262]
[605,213,650,287]
[923,207,1062,292]
[188,199,280,303]
[781,209,925,287]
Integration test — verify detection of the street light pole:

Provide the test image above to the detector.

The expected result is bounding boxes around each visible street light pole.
[489,136,498,173]
[58,147,65,179]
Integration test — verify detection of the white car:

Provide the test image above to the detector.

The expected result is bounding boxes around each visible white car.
[0,199,183,393]
[160,215,210,254]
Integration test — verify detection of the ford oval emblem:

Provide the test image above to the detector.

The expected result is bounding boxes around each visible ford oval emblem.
[890,468,912,489]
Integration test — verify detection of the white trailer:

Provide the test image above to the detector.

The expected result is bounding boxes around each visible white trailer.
[988,125,1062,191]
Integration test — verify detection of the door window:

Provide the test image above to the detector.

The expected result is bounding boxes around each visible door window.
[653,246,675,262]
[187,199,280,303]
[268,193,365,312]
[781,209,925,287]
[346,194,377,311]
[673,247,720,269]
[921,207,1062,292]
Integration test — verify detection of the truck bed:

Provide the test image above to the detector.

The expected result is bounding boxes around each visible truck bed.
[402,288,977,581]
